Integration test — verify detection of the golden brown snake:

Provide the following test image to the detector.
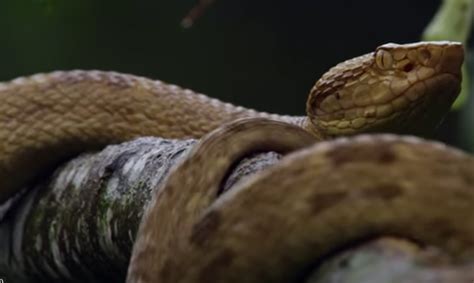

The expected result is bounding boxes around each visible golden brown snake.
[0,41,468,282]
[0,41,463,206]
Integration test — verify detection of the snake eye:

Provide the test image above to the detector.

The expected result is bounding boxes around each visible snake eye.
[375,49,393,70]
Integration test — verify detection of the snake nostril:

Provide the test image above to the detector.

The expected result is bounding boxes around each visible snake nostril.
[403,63,414,72]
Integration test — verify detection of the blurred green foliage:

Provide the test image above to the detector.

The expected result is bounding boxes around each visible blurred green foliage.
[34,0,57,13]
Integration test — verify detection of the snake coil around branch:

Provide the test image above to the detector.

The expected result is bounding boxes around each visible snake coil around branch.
[0,41,471,282]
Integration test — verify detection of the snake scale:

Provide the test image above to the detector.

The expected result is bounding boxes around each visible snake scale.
[0,41,471,282]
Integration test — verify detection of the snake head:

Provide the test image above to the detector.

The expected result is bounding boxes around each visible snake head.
[307,41,464,138]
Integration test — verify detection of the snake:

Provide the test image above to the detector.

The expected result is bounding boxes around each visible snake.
[0,41,468,281]
[126,121,474,282]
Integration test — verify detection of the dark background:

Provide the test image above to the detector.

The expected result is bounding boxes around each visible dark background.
[0,0,472,151]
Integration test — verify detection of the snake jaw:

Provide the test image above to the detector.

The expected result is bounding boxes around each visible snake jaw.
[307,41,464,138]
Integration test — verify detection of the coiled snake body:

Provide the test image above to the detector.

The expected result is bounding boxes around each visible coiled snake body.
[0,41,470,282]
